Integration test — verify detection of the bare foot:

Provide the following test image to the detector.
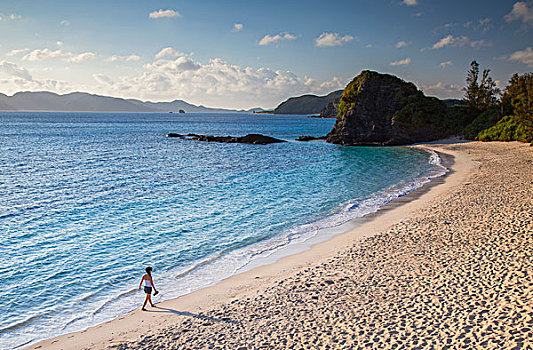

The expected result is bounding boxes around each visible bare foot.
[142,308,146,311]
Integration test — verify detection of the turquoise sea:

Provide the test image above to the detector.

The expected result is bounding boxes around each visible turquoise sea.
[0,112,445,348]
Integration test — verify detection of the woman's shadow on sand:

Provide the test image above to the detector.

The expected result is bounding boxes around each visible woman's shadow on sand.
[145,306,239,325]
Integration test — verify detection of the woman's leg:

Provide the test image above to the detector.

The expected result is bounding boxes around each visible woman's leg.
[147,293,154,307]
[142,294,149,310]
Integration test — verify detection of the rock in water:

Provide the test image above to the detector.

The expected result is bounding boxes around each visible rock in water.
[295,135,327,141]
[236,134,286,144]
[167,133,286,144]
[326,70,449,146]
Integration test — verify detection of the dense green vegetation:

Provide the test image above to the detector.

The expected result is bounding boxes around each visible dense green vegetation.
[477,116,533,143]
[461,108,501,140]
[458,62,532,144]
[337,71,424,118]
[393,95,447,128]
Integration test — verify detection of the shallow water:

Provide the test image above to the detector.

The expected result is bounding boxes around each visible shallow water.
[0,112,443,348]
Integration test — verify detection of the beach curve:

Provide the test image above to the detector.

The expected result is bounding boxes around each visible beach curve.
[29,140,533,349]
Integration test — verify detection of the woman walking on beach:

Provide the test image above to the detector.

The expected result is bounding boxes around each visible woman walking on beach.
[139,266,158,311]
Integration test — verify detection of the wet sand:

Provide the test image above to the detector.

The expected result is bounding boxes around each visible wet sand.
[31,141,533,349]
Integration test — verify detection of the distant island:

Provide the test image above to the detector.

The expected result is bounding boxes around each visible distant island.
[0,91,264,114]
[256,90,342,116]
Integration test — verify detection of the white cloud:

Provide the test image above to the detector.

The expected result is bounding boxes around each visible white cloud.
[56,41,64,46]
[433,23,455,35]
[91,51,345,109]
[0,61,76,95]
[440,61,453,68]
[22,49,68,61]
[258,33,297,46]
[478,17,492,30]
[0,13,22,20]
[67,52,96,63]
[21,48,96,63]
[470,39,492,49]
[93,74,114,85]
[402,0,418,5]
[427,35,490,50]
[6,48,30,56]
[145,56,201,72]
[431,35,469,49]
[505,2,533,25]
[107,54,141,62]
[60,19,70,26]
[465,18,493,32]
[233,23,243,31]
[505,47,533,67]
[0,76,71,94]
[314,32,354,47]
[396,41,409,49]
[419,81,462,98]
[0,61,32,80]
[149,9,181,19]
[389,57,411,66]
[155,47,184,59]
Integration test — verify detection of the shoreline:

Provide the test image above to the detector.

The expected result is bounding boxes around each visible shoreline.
[29,139,474,350]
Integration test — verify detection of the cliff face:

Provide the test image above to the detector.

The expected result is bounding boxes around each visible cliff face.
[319,97,340,118]
[326,71,448,146]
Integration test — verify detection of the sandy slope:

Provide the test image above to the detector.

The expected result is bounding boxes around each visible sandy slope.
[31,141,532,349]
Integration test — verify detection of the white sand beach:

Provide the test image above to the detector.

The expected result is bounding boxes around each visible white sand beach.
[30,140,533,349]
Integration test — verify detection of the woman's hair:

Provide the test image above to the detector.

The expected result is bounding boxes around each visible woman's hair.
[145,266,152,276]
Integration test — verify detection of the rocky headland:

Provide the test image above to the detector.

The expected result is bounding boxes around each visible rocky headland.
[326,71,453,145]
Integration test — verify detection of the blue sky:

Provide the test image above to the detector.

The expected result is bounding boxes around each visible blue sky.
[0,0,531,109]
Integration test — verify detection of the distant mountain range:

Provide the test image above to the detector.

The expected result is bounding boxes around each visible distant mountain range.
[0,91,264,113]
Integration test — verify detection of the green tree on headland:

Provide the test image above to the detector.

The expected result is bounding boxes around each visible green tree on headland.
[502,73,533,126]
[464,60,500,109]
[478,72,533,143]
[462,66,532,143]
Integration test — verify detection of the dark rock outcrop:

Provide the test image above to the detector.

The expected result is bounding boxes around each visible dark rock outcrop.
[326,71,449,146]
[166,133,286,144]
[273,90,342,115]
[319,97,340,118]
[295,135,327,141]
